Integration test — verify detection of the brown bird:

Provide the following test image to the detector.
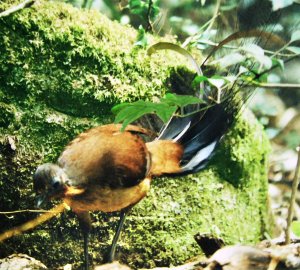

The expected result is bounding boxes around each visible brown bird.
[33,96,238,269]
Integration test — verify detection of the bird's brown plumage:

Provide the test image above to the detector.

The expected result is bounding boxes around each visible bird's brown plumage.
[63,178,151,213]
[55,124,183,213]
[146,140,183,176]
[59,124,150,188]
[33,123,193,268]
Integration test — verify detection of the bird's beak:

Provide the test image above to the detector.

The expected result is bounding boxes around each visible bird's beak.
[35,193,48,208]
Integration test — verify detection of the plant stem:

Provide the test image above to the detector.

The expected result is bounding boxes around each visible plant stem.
[146,0,153,32]
[254,82,300,89]
[0,203,66,242]
[206,0,221,32]
[285,145,300,245]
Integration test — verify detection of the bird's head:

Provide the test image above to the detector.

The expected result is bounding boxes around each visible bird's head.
[33,163,68,208]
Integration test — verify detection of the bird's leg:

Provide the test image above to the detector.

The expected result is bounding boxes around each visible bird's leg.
[107,208,131,262]
[83,229,89,270]
[76,211,92,270]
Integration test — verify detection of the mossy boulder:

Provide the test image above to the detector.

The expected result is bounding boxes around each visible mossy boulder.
[0,1,271,269]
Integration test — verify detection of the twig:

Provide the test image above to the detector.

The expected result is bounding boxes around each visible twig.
[285,145,300,244]
[206,0,221,32]
[0,209,62,214]
[252,82,300,89]
[0,0,35,18]
[267,258,279,270]
[182,13,220,48]
[146,0,153,32]
[0,203,66,242]
[195,39,294,57]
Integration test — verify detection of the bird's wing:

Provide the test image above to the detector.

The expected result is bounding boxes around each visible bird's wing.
[99,123,156,137]
[58,125,150,188]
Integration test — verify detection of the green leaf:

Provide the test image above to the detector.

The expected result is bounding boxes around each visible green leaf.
[224,75,237,84]
[272,58,284,71]
[241,44,272,69]
[242,44,264,57]
[161,93,204,108]
[114,101,154,130]
[258,55,273,69]
[291,221,300,237]
[134,25,148,47]
[111,102,131,114]
[258,72,269,83]
[291,30,300,43]
[207,78,225,89]
[154,103,177,122]
[129,0,142,9]
[192,75,208,88]
[210,52,245,69]
[286,46,300,54]
[129,0,148,17]
[238,66,249,74]
[113,100,177,130]
[112,93,204,129]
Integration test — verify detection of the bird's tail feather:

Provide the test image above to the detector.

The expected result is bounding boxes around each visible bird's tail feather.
[154,13,288,177]
[158,87,241,176]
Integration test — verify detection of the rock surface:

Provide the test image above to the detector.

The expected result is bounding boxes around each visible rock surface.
[0,254,47,270]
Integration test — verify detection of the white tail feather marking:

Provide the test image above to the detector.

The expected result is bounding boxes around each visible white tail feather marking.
[181,140,218,171]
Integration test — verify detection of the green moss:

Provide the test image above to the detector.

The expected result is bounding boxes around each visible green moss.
[0,1,272,269]
[0,102,15,128]
[0,0,189,111]
[0,0,24,12]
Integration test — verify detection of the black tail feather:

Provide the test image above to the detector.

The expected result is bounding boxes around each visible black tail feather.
[156,10,291,176]
[158,88,241,176]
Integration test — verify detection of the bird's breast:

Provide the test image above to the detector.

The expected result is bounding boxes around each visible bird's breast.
[63,178,151,213]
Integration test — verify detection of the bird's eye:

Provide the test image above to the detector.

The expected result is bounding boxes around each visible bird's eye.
[52,181,60,189]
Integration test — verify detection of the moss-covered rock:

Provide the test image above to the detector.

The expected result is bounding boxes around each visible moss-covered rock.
[0,1,271,269]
